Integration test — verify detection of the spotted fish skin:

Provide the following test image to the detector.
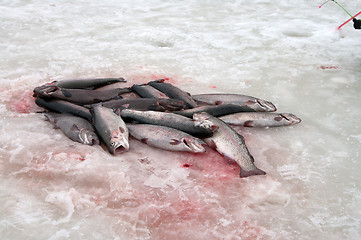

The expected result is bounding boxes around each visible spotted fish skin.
[127,124,206,153]
[192,93,276,112]
[44,113,99,145]
[91,104,129,155]
[193,112,266,178]
[219,112,301,127]
[119,109,213,138]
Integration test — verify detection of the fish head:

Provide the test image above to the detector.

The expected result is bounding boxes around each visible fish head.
[278,113,302,125]
[181,138,207,153]
[193,112,219,132]
[246,100,277,112]
[79,129,100,145]
[109,128,129,154]
[33,85,59,98]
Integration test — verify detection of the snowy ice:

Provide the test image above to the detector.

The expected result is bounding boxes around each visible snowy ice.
[1,0,361,239]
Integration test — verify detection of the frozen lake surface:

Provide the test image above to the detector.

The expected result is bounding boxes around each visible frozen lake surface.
[1,0,360,239]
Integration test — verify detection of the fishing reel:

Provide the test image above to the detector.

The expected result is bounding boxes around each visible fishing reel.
[353,18,361,29]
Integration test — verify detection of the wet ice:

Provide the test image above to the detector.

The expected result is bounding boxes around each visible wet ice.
[1,0,361,239]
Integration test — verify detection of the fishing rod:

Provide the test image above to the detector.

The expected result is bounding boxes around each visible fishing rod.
[319,0,361,29]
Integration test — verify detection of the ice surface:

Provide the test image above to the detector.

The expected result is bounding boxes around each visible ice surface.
[1,0,361,239]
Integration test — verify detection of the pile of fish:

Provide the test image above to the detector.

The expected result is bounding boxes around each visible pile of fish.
[33,77,301,178]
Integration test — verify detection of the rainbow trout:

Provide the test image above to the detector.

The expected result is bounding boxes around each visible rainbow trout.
[192,93,276,112]
[91,104,129,155]
[44,113,99,145]
[219,112,301,127]
[127,124,206,153]
[193,112,266,178]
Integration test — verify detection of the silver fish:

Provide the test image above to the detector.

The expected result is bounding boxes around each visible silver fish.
[54,77,126,89]
[219,112,301,127]
[148,79,198,108]
[119,109,213,138]
[192,93,276,112]
[193,112,266,178]
[92,104,129,154]
[101,98,186,112]
[44,113,99,145]
[131,84,170,98]
[35,98,92,121]
[174,104,255,118]
[34,86,131,105]
[127,124,206,153]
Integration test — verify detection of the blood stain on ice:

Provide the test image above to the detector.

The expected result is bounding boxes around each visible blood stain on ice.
[7,91,37,113]
[319,65,339,70]
[182,163,192,168]
[180,150,240,180]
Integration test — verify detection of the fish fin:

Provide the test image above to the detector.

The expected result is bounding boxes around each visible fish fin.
[148,105,165,111]
[122,104,130,109]
[113,108,121,116]
[274,116,283,122]
[244,121,255,127]
[113,106,126,116]
[71,124,80,132]
[215,101,222,105]
[43,113,51,121]
[207,139,217,149]
[239,168,266,178]
[141,138,148,144]
[170,139,181,145]
[61,89,72,97]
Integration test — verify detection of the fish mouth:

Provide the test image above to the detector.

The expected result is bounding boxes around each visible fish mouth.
[33,85,59,97]
[79,130,100,145]
[91,138,100,145]
[182,138,206,153]
[112,145,128,155]
[111,140,130,155]
[280,113,301,124]
[256,100,277,112]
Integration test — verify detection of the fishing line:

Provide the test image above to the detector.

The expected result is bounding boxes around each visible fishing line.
[332,0,353,18]
[319,0,331,9]
[319,0,361,29]
[337,11,361,30]
[319,0,353,17]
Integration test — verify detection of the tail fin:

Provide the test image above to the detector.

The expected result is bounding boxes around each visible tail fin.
[240,168,266,178]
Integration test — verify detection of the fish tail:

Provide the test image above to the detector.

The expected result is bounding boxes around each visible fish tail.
[239,168,266,178]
